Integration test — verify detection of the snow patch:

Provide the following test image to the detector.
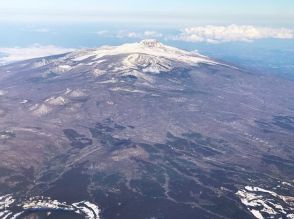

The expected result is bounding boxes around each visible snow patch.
[52,65,72,73]
[0,194,101,219]
[110,87,146,93]
[93,69,106,77]
[67,89,87,98]
[0,195,15,210]
[30,104,52,116]
[72,53,94,62]
[20,99,29,104]
[32,58,50,68]
[45,96,68,106]
[236,185,294,219]
[98,79,118,84]
[0,90,7,96]
[123,53,172,73]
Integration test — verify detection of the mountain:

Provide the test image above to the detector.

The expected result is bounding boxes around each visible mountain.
[0,40,293,219]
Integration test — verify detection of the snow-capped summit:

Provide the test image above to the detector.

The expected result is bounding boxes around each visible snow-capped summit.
[139,39,163,48]
[24,40,219,79]
[72,39,216,65]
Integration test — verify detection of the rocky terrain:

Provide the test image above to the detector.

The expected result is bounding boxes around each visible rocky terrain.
[0,40,293,219]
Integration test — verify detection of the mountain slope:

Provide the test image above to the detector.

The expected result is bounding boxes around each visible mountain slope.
[0,40,293,219]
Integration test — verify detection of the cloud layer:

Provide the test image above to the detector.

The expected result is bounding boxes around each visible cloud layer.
[96,25,294,44]
[175,25,294,43]
[0,45,74,65]
[97,30,163,39]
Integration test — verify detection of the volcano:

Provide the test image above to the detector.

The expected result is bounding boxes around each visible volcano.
[0,40,293,219]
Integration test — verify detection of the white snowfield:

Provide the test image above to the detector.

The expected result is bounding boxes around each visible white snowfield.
[0,194,101,219]
[32,39,220,77]
[236,185,294,219]
[73,39,218,72]
[71,39,216,66]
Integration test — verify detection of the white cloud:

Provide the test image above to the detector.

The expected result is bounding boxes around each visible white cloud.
[0,45,74,65]
[115,30,162,39]
[116,31,140,39]
[96,30,109,36]
[143,31,163,38]
[21,26,52,33]
[31,28,51,33]
[174,25,294,43]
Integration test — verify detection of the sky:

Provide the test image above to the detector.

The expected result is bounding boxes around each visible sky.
[0,0,294,26]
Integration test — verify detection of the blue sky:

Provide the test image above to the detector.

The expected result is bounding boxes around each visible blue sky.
[1,0,294,26]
